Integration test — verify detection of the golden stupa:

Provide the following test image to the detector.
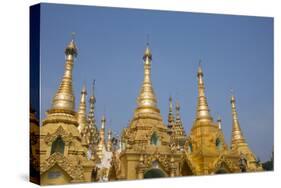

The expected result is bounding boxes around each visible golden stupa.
[32,38,262,185]
[112,44,182,180]
[39,39,95,185]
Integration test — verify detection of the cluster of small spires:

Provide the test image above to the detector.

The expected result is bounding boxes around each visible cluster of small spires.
[76,80,115,159]
[167,96,185,138]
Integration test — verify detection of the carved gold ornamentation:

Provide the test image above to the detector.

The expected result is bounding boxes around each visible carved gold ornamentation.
[38,39,263,184]
[44,126,72,146]
[145,153,170,172]
[40,152,84,181]
[213,155,239,173]
[39,38,95,185]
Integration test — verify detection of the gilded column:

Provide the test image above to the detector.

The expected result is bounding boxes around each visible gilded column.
[170,155,176,177]
[137,154,145,179]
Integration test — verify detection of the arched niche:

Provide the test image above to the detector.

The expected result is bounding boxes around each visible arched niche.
[214,161,231,174]
[150,132,161,146]
[215,138,223,150]
[143,168,167,179]
[215,168,228,174]
[51,136,65,155]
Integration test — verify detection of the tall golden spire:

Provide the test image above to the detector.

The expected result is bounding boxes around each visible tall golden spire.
[175,101,182,126]
[97,115,106,159]
[230,94,246,150]
[230,93,262,170]
[107,129,113,152]
[101,115,106,129]
[77,83,87,133]
[135,42,160,115]
[51,36,78,112]
[88,80,99,144]
[195,62,213,122]
[174,100,186,137]
[167,96,175,134]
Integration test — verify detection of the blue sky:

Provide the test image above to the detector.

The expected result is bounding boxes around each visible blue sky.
[39,3,273,162]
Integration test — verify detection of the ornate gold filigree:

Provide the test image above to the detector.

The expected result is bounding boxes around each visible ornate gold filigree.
[40,152,84,181]
[44,126,73,146]
[144,152,170,172]
[213,155,238,173]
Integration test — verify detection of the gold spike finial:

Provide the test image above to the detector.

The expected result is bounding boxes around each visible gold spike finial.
[169,96,173,113]
[175,100,181,122]
[176,100,180,115]
[198,59,203,76]
[217,115,222,129]
[174,100,186,137]
[92,80,95,94]
[90,80,96,103]
[168,96,175,131]
[230,93,246,150]
[80,82,87,105]
[101,114,106,129]
[217,114,222,122]
[87,80,98,145]
[230,88,235,102]
[108,128,112,139]
[77,84,87,133]
[89,80,96,110]
[107,129,113,152]
[82,82,86,93]
[175,100,184,126]
[176,100,180,112]
[143,40,152,61]
[195,61,212,122]
[65,32,78,57]
[97,114,106,159]
[71,32,76,39]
